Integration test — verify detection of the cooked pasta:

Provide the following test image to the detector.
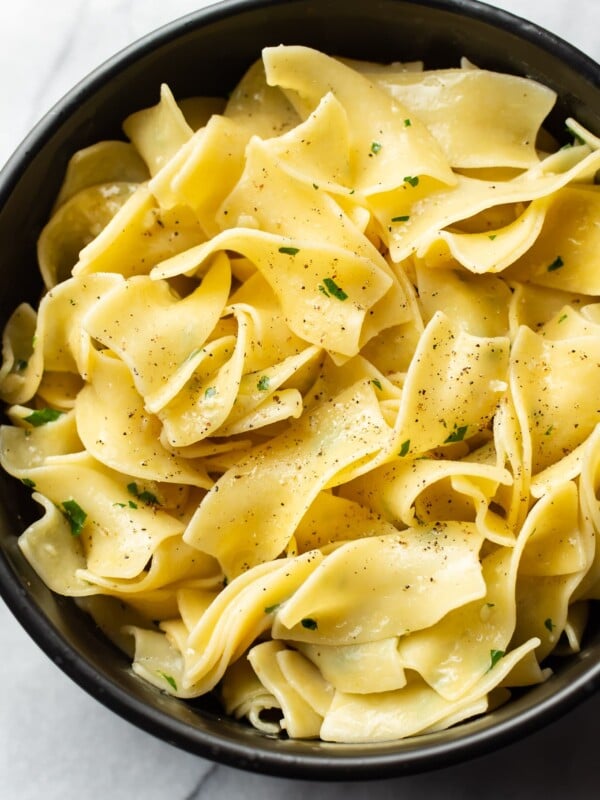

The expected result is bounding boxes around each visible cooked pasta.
[2,45,600,743]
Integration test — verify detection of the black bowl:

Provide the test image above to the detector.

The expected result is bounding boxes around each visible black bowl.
[1,0,599,780]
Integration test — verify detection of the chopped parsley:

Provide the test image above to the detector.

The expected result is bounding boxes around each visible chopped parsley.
[265,603,280,614]
[24,408,64,427]
[404,118,412,127]
[204,386,217,399]
[399,439,411,457]
[370,141,382,155]
[371,378,383,391]
[320,277,348,301]
[62,500,87,536]
[444,425,468,444]
[558,313,568,324]
[278,246,300,256]
[257,375,270,391]
[392,215,410,222]
[404,175,420,187]
[545,425,554,436]
[113,502,126,508]
[488,234,497,241]
[127,482,159,506]
[544,618,555,633]
[547,256,564,272]
[489,649,505,669]
[21,478,36,489]
[312,183,319,190]
[158,672,177,691]
[301,617,318,630]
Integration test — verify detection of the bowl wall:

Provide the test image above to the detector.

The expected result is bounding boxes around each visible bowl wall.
[1,0,600,779]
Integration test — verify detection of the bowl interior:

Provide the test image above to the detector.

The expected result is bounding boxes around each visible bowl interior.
[1,0,600,779]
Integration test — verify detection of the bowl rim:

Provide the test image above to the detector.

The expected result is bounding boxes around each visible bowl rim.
[1,0,600,780]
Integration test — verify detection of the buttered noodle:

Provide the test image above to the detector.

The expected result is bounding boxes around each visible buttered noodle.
[2,46,600,742]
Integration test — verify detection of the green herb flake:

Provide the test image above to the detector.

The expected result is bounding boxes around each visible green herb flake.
[62,500,87,536]
[558,313,568,324]
[21,478,36,489]
[158,671,177,691]
[139,490,159,506]
[404,118,412,127]
[547,256,564,272]
[318,284,330,298]
[371,378,383,391]
[278,246,300,256]
[127,481,159,506]
[545,425,554,436]
[370,141,382,155]
[399,439,411,457]
[257,375,270,391]
[488,234,497,241]
[113,502,126,508]
[544,618,555,633]
[404,175,420,187]
[444,425,468,444]
[489,649,505,669]
[204,386,217,399]
[265,603,280,614]
[24,408,65,427]
[312,183,319,190]
[322,277,348,301]
[128,500,138,509]
[392,215,410,222]
[301,617,318,630]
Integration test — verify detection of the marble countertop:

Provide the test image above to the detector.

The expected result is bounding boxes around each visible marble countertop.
[1,1,599,798]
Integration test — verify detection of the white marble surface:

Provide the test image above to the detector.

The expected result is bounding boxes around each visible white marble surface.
[1,1,599,798]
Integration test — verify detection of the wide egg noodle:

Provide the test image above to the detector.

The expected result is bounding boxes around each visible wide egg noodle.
[362,67,556,169]
[272,523,486,646]
[0,303,41,405]
[184,381,392,577]
[385,311,510,458]
[296,638,407,694]
[83,253,231,412]
[75,349,212,486]
[320,638,539,742]
[342,452,514,545]
[262,45,456,195]
[52,141,149,210]
[1,429,183,579]
[246,641,325,738]
[180,552,323,692]
[373,146,600,264]
[220,656,281,735]
[414,263,511,337]
[503,187,600,293]
[38,273,125,378]
[38,183,140,288]
[73,186,207,278]
[510,326,600,474]
[418,197,550,275]
[123,83,193,176]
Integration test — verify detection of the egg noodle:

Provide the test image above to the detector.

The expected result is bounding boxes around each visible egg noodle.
[2,46,600,742]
